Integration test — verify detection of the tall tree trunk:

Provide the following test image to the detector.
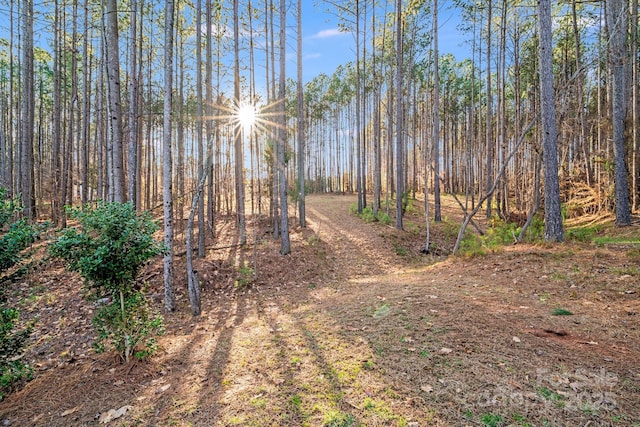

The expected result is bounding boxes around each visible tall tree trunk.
[395,0,404,230]
[21,0,35,220]
[51,0,62,224]
[279,0,291,254]
[606,0,632,226]
[297,0,306,227]
[234,0,247,245]
[485,0,493,219]
[128,0,139,208]
[163,0,176,311]
[196,0,206,255]
[538,0,564,241]
[104,0,126,202]
[433,0,442,222]
[81,0,91,204]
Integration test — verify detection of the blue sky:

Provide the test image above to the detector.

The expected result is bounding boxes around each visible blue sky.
[300,0,471,83]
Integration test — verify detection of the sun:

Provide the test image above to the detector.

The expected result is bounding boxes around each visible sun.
[236,103,257,131]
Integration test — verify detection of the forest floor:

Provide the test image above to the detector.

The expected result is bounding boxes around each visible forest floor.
[1,193,639,426]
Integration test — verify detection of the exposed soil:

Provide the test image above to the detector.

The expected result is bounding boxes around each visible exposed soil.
[1,193,639,426]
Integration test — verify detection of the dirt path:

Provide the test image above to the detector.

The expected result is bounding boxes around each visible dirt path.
[305,194,409,278]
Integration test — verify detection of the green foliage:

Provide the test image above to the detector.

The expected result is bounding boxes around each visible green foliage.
[402,192,416,214]
[360,207,376,223]
[0,189,38,398]
[0,308,33,399]
[485,218,519,247]
[378,212,392,225]
[593,235,640,247]
[537,387,566,408]
[0,188,44,275]
[49,202,163,298]
[0,188,21,228]
[0,220,40,272]
[235,265,254,289]
[552,308,574,316]
[92,291,163,361]
[565,225,601,242]
[49,202,164,363]
[323,410,356,427]
[287,180,312,204]
[480,413,505,427]
[349,203,388,224]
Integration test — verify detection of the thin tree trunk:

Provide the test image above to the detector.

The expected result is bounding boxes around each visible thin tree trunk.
[128,0,139,208]
[297,0,306,227]
[234,0,247,245]
[395,0,404,230]
[279,0,291,254]
[21,0,35,219]
[163,0,176,311]
[433,0,441,222]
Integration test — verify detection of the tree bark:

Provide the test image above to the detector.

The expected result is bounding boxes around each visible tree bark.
[297,0,306,227]
[163,0,176,311]
[606,0,632,226]
[538,0,564,241]
[21,0,35,220]
[104,0,126,202]
[279,0,291,254]
[234,0,247,245]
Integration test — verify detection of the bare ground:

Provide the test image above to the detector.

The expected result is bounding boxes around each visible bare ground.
[1,193,639,426]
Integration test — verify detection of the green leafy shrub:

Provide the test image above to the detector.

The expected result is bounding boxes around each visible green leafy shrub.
[0,308,33,399]
[378,212,392,225]
[0,188,43,398]
[0,189,43,274]
[49,202,164,363]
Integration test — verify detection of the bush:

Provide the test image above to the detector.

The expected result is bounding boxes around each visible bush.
[0,188,42,273]
[0,308,33,399]
[0,188,39,399]
[49,202,164,363]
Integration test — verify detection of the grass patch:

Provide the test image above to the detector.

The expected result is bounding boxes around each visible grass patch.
[565,225,602,242]
[235,265,254,289]
[552,308,573,316]
[373,303,391,319]
[392,242,408,257]
[537,386,566,408]
[480,413,505,427]
[323,409,356,427]
[593,236,640,247]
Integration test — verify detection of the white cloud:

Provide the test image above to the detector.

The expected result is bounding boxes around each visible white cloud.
[304,53,322,60]
[312,28,347,39]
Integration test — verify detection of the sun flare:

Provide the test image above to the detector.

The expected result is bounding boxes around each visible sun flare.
[236,103,257,130]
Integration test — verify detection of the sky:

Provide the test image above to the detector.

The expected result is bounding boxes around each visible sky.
[300,0,471,83]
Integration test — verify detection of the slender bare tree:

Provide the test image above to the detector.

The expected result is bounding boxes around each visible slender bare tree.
[21,0,35,219]
[279,0,291,254]
[163,0,176,311]
[297,0,306,227]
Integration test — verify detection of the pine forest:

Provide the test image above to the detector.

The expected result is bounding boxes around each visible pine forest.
[0,1,639,426]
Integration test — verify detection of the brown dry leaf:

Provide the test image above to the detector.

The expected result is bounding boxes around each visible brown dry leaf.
[98,405,133,424]
[420,385,434,393]
[60,406,80,417]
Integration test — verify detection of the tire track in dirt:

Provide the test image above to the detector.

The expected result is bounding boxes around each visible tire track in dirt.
[305,194,406,279]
